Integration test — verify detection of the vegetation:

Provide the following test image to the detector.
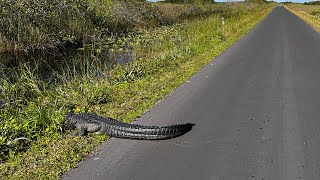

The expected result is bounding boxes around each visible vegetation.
[164,0,216,4]
[285,3,320,31]
[0,0,165,52]
[245,0,268,4]
[304,1,320,5]
[281,2,293,4]
[0,0,276,179]
[0,0,226,52]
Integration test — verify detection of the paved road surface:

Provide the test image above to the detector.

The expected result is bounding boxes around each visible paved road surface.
[63,7,320,180]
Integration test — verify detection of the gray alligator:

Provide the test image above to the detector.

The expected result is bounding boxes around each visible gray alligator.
[64,112,194,140]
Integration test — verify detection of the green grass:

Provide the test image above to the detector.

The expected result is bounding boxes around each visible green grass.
[0,2,276,179]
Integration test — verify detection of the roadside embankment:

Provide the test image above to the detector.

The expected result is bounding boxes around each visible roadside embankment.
[0,2,276,179]
[285,4,320,31]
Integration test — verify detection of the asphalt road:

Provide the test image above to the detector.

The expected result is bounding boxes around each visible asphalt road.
[63,7,320,180]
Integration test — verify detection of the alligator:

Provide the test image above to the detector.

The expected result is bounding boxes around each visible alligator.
[64,112,194,140]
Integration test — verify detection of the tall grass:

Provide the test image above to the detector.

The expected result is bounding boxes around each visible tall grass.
[0,0,231,53]
[0,0,166,52]
[0,1,276,178]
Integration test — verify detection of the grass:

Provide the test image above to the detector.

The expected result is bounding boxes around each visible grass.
[0,0,230,53]
[155,3,228,24]
[285,4,320,31]
[0,0,168,52]
[0,2,276,179]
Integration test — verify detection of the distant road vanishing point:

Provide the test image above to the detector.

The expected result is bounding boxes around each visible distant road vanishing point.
[63,6,320,180]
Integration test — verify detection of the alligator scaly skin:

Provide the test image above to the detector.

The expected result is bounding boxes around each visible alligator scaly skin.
[64,113,194,140]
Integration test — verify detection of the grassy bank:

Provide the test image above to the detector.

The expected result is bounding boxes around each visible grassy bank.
[0,2,276,179]
[0,0,160,51]
[0,0,225,52]
[285,4,320,31]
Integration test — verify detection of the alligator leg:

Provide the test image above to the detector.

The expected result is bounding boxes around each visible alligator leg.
[78,127,87,136]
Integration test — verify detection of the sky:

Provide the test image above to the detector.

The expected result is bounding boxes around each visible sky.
[147,0,318,3]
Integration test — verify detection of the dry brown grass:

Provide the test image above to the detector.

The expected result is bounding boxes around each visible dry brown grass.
[287,4,320,15]
[286,4,320,31]
[0,37,13,53]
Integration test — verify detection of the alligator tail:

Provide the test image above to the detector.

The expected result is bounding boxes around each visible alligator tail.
[64,113,194,140]
[105,123,195,140]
